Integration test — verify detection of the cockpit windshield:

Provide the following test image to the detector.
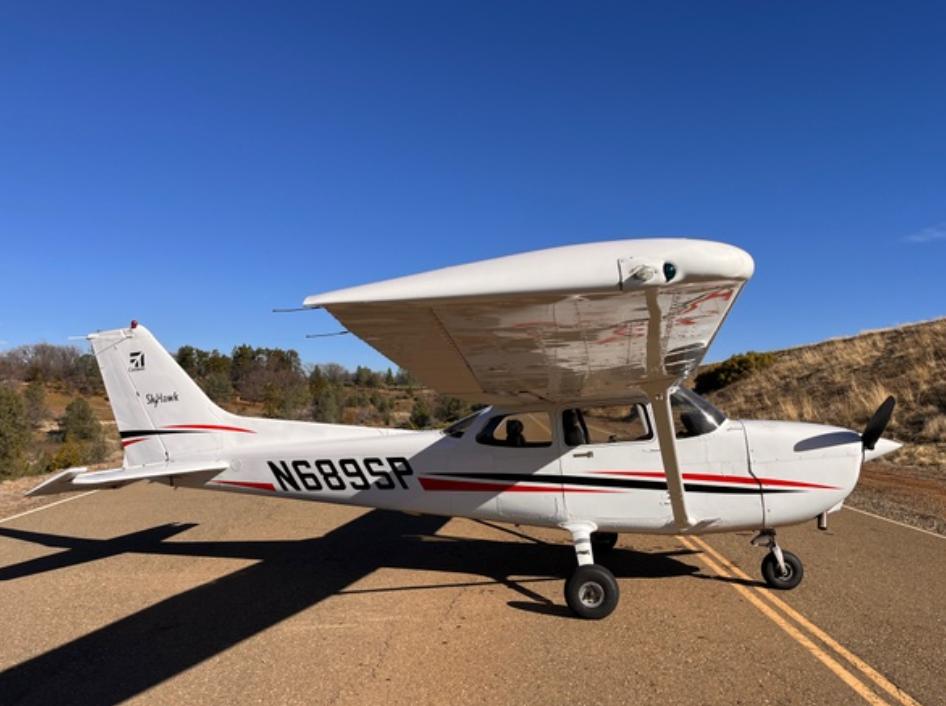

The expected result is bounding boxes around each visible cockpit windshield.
[670,387,726,438]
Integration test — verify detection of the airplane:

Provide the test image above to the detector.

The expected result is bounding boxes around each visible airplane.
[28,238,901,619]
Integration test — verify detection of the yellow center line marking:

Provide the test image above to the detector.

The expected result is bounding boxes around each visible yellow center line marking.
[688,536,923,706]
[677,536,892,706]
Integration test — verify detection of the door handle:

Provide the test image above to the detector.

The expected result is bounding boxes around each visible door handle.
[572,451,594,458]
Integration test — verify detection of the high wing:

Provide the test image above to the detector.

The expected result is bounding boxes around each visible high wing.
[305,238,753,531]
[304,238,754,406]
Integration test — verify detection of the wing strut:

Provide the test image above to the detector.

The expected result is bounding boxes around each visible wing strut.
[643,385,694,530]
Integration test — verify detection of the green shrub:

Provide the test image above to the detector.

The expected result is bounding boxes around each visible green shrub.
[57,398,108,466]
[60,398,102,443]
[695,351,776,395]
[410,397,432,429]
[434,395,469,423]
[50,440,87,470]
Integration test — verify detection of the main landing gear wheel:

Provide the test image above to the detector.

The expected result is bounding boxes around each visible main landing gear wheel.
[761,550,804,590]
[565,564,620,620]
[591,531,618,554]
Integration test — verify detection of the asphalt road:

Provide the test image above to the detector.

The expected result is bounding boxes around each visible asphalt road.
[0,485,943,706]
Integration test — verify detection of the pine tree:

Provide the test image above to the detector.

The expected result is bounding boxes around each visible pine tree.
[24,380,48,428]
[203,372,234,404]
[0,386,30,479]
[312,385,340,423]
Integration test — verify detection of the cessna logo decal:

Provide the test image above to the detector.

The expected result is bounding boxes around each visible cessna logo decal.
[268,457,414,492]
[145,392,179,408]
[129,351,145,371]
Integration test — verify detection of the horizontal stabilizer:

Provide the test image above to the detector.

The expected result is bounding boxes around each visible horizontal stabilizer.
[26,460,228,497]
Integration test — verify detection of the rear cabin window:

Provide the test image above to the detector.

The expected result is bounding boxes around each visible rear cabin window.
[562,404,652,446]
[477,412,553,448]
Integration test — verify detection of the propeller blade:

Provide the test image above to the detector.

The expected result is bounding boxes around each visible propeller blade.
[861,396,895,451]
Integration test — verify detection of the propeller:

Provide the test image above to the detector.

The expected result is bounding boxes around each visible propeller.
[861,396,895,451]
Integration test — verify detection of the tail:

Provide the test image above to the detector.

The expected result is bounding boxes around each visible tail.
[90,321,255,465]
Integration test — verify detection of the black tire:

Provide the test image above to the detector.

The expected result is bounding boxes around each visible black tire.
[761,550,804,590]
[565,564,620,619]
[591,531,619,554]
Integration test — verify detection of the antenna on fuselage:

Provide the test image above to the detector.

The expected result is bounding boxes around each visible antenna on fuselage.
[305,331,351,339]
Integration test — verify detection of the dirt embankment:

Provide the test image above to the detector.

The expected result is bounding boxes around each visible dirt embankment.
[703,318,946,535]
[706,318,946,470]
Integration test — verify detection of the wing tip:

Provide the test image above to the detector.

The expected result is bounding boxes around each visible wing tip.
[25,467,87,496]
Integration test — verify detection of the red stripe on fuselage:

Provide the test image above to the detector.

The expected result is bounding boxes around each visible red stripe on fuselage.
[121,438,147,448]
[162,424,256,433]
[419,477,615,493]
[213,480,275,491]
[589,470,838,490]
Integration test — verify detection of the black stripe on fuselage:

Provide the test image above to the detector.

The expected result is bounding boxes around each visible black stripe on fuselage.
[427,472,799,495]
[118,429,202,439]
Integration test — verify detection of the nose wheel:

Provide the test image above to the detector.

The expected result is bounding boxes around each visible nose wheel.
[761,550,804,589]
[752,530,804,590]
[562,522,620,619]
[565,564,620,619]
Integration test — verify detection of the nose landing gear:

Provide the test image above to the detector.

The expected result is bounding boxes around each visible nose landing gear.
[562,522,620,619]
[752,529,804,590]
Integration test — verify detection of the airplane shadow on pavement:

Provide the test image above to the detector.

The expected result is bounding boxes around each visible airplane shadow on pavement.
[1,511,702,705]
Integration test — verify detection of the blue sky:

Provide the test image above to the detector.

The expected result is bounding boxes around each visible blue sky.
[2,2,944,370]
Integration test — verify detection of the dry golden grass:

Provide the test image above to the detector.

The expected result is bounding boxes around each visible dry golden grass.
[706,318,946,468]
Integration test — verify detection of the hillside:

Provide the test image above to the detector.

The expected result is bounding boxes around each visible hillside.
[702,317,946,468]
[700,318,946,533]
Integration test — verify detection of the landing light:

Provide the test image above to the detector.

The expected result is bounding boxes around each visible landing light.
[663,262,677,282]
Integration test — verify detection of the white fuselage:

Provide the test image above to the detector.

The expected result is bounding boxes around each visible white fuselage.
[188,406,863,535]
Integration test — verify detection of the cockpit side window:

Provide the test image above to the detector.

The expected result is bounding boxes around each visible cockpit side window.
[562,404,653,446]
[476,412,553,448]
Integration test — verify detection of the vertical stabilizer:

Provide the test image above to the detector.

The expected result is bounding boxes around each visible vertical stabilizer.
[90,323,251,465]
